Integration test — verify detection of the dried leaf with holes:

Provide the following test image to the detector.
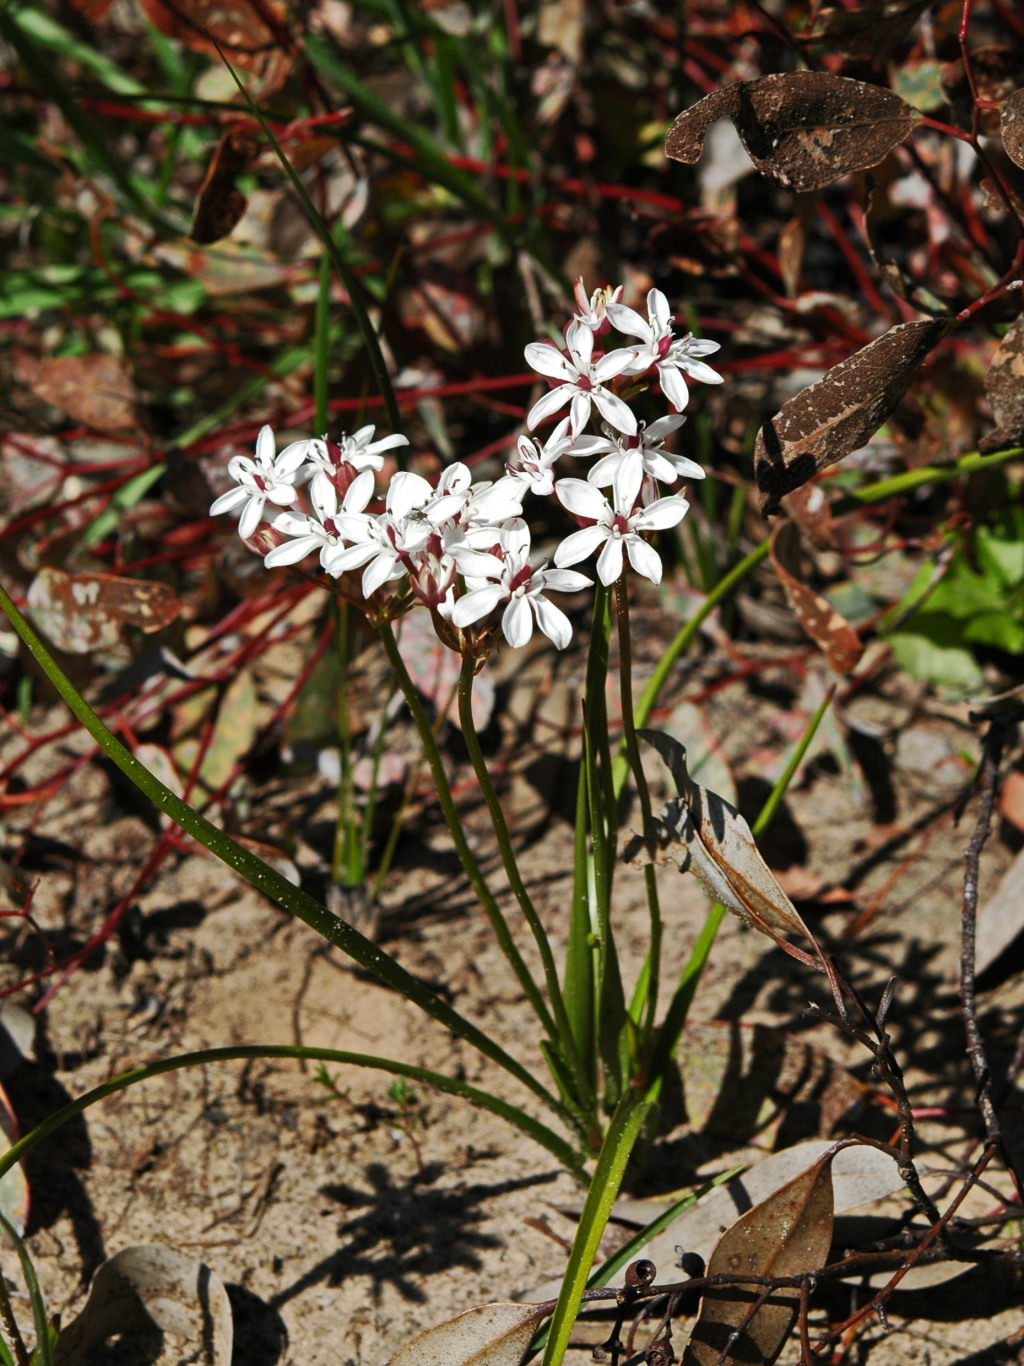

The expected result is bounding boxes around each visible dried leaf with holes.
[18,353,137,434]
[666,72,915,194]
[812,0,932,59]
[26,570,182,654]
[680,1148,838,1365]
[980,314,1024,452]
[770,520,863,673]
[754,319,950,515]
[631,730,833,980]
[1002,88,1024,169]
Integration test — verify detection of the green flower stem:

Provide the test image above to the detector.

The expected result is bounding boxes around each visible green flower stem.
[376,621,564,1050]
[540,1091,653,1366]
[0,1046,584,1185]
[614,578,662,1038]
[456,656,592,1106]
[847,444,1023,504]
[0,1210,52,1366]
[612,538,772,797]
[0,583,564,1124]
[218,46,402,438]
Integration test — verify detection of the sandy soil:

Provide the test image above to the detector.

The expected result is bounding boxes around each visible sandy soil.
[1,618,1022,1365]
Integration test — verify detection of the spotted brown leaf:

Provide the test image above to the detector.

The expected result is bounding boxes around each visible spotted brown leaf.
[754,319,951,515]
[665,72,915,194]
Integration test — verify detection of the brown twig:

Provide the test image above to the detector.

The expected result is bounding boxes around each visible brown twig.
[959,711,1016,1154]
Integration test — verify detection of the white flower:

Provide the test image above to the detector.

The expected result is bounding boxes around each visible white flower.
[451,520,591,649]
[553,458,690,586]
[264,470,372,572]
[605,288,723,412]
[572,278,623,334]
[331,470,432,597]
[209,424,304,540]
[577,415,705,489]
[505,416,576,498]
[296,425,409,507]
[524,320,638,436]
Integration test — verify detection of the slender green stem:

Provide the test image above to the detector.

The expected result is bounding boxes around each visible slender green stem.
[0,1046,584,1185]
[0,1258,29,1366]
[614,578,662,1038]
[457,656,591,1101]
[0,1212,52,1366]
[314,247,332,436]
[847,444,1023,504]
[612,538,772,796]
[540,1092,653,1366]
[0,582,563,1121]
[377,622,562,1047]
[216,46,402,436]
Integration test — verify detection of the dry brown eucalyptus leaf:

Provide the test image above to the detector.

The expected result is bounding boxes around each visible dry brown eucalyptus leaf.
[980,314,1024,451]
[27,569,182,653]
[1000,88,1024,169]
[754,318,951,514]
[666,72,915,194]
[681,1149,837,1366]
[190,127,259,244]
[19,353,137,433]
[770,521,863,674]
[386,1300,551,1366]
[54,1244,233,1365]
[814,0,932,59]
[634,730,828,976]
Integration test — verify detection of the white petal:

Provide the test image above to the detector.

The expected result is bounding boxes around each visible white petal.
[626,536,664,584]
[566,320,594,367]
[612,453,644,513]
[363,550,400,597]
[595,537,625,585]
[569,390,592,434]
[452,583,506,627]
[344,468,376,513]
[265,483,298,507]
[210,487,248,516]
[530,596,572,650]
[647,414,687,439]
[540,568,592,592]
[635,494,690,531]
[556,477,608,519]
[648,289,672,332]
[679,357,724,384]
[586,453,621,487]
[658,363,690,413]
[555,524,608,567]
[501,596,534,648]
[452,547,504,578]
[524,341,575,381]
[331,541,379,572]
[604,302,649,339]
[238,497,265,540]
[388,471,432,518]
[666,454,705,480]
[527,386,572,430]
[591,388,637,435]
[592,346,641,383]
[264,534,321,567]
[255,425,276,465]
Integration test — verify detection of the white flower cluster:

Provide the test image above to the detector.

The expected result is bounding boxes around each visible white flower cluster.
[210,284,722,652]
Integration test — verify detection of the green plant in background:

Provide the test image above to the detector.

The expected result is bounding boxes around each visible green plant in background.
[886,500,1024,690]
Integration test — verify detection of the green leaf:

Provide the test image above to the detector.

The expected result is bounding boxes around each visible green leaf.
[887,613,984,688]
